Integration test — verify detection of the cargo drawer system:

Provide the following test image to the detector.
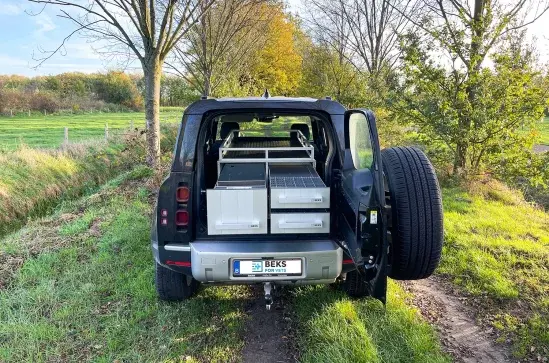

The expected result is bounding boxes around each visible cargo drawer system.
[269,165,330,209]
[206,130,330,235]
[207,163,268,235]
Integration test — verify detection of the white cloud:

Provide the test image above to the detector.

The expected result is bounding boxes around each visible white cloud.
[34,13,56,34]
[0,3,21,16]
[65,42,103,60]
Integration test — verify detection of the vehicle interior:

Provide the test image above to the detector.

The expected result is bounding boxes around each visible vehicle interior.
[196,111,338,238]
[202,112,335,189]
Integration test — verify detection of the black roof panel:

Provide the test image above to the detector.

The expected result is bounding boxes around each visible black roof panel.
[183,97,346,115]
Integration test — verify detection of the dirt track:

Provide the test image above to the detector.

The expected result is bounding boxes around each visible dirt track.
[241,286,297,363]
[404,277,514,363]
[533,144,549,153]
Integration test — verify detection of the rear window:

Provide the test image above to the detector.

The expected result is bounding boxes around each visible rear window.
[215,114,312,140]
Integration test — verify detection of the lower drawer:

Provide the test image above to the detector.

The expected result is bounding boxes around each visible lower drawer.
[207,189,267,235]
[270,212,330,234]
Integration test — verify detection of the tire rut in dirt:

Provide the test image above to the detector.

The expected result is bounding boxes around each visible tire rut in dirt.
[404,277,514,363]
[241,285,298,363]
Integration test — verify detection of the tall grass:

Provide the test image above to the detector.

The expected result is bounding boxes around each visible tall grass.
[440,180,549,357]
[0,168,247,362]
[293,282,450,363]
[0,124,178,238]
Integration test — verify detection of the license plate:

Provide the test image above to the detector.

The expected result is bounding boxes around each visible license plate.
[232,259,302,277]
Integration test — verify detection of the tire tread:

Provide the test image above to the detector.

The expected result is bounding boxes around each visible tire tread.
[382,146,443,280]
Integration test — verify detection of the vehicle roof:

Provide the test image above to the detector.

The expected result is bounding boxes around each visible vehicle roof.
[183,96,347,115]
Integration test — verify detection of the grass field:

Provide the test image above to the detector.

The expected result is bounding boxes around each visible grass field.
[293,284,449,363]
[0,124,178,239]
[0,107,184,151]
[0,167,450,362]
[539,117,549,145]
[527,116,549,146]
[0,168,248,362]
[440,181,549,358]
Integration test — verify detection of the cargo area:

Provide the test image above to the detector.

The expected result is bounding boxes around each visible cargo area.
[199,113,334,237]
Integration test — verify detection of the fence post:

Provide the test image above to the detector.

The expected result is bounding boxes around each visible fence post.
[28,110,31,117]
[105,123,109,140]
[44,110,47,116]
[64,127,69,144]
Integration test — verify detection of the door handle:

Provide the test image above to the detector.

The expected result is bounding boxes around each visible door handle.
[279,195,323,204]
[278,220,323,229]
[215,221,260,230]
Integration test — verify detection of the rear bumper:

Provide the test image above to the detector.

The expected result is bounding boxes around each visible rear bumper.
[190,240,342,284]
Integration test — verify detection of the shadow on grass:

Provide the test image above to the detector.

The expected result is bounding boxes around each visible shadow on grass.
[290,282,450,363]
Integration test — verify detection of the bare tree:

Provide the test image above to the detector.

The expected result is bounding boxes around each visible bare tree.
[304,0,422,75]
[27,0,215,166]
[166,0,271,96]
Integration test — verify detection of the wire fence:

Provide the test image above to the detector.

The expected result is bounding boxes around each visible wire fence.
[0,118,180,152]
[0,107,184,152]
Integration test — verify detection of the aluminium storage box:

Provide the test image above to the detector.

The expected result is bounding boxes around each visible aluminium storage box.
[207,163,268,235]
[270,212,330,234]
[269,165,330,209]
[269,165,330,234]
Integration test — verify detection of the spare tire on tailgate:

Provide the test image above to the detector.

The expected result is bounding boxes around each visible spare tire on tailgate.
[381,146,443,280]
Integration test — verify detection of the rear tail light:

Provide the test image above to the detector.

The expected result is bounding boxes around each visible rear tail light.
[166,260,191,267]
[175,210,189,226]
[176,187,190,202]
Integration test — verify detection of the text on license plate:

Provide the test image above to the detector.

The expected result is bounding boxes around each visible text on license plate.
[233,259,302,276]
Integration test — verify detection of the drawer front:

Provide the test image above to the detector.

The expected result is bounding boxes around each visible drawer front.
[270,187,330,209]
[207,189,267,235]
[271,213,330,234]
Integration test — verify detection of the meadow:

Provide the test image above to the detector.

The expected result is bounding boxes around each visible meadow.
[526,116,549,146]
[440,181,549,357]
[539,117,549,145]
[0,108,547,361]
[0,107,184,151]
[0,166,450,362]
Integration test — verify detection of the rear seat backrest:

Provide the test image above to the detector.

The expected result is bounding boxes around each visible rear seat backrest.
[290,123,311,146]
[290,123,310,140]
[220,122,240,140]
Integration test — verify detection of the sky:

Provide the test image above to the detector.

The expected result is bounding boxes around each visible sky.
[1,0,549,76]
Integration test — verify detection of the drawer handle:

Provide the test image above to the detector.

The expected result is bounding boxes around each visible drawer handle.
[279,195,323,204]
[279,220,323,229]
[215,221,260,230]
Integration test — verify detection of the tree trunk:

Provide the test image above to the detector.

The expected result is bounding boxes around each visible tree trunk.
[452,0,484,176]
[204,70,211,97]
[144,58,162,167]
[453,140,467,175]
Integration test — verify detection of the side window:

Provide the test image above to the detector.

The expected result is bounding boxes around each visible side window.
[348,113,374,169]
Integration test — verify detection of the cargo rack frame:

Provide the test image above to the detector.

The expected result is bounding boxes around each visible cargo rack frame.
[217,129,316,177]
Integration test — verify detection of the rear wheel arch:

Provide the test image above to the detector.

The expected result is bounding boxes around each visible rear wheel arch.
[155,262,199,301]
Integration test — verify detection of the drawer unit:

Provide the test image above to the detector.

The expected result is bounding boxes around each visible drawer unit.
[271,212,330,234]
[217,163,266,188]
[269,165,330,209]
[207,189,268,235]
[270,187,330,209]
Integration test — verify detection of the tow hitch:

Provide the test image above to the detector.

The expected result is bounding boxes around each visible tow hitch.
[264,282,273,310]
